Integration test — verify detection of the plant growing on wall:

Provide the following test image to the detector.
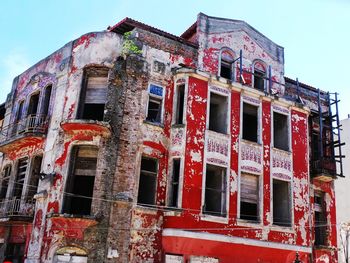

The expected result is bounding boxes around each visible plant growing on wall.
[122,32,142,56]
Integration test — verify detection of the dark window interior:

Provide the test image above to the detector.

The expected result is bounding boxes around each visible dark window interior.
[79,68,108,121]
[42,85,52,116]
[27,156,42,200]
[175,85,185,124]
[220,61,232,79]
[137,157,158,206]
[27,93,40,116]
[146,98,162,123]
[63,146,98,215]
[254,69,265,91]
[240,173,259,221]
[169,159,180,207]
[204,164,226,217]
[209,93,228,134]
[243,103,258,142]
[0,166,11,200]
[273,179,291,226]
[16,101,24,122]
[314,192,327,246]
[5,243,25,263]
[274,112,289,151]
[13,158,28,199]
[0,105,5,130]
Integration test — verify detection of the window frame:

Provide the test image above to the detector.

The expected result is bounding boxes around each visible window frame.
[252,60,267,92]
[167,157,184,208]
[172,78,187,125]
[146,83,165,124]
[218,47,235,81]
[0,165,12,201]
[272,107,291,152]
[271,178,293,228]
[137,156,159,207]
[240,97,262,144]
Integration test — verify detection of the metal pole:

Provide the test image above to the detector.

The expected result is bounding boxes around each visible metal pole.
[239,49,243,83]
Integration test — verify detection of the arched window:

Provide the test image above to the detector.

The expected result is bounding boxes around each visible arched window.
[253,61,267,91]
[26,156,42,201]
[41,85,52,117]
[219,48,235,80]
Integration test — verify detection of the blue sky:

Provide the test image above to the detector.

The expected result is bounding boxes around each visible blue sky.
[0,0,349,119]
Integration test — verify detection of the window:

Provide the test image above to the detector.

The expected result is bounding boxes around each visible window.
[27,93,40,116]
[165,254,184,263]
[204,164,227,217]
[273,179,291,226]
[0,166,11,201]
[78,67,108,121]
[242,102,258,142]
[13,158,28,199]
[168,159,181,208]
[5,243,25,263]
[0,104,5,130]
[219,49,235,80]
[16,101,24,122]
[27,156,42,200]
[209,92,228,134]
[273,112,289,151]
[41,85,52,116]
[174,84,185,125]
[314,191,327,246]
[240,173,259,222]
[253,61,266,91]
[137,157,158,206]
[146,84,164,123]
[63,146,98,215]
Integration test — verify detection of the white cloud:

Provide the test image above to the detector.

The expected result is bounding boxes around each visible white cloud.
[0,49,31,103]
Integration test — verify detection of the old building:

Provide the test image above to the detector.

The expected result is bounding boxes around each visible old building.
[0,13,343,263]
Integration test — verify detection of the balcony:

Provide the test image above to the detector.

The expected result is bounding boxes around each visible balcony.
[311,158,337,182]
[0,114,47,153]
[0,198,35,221]
[60,119,111,138]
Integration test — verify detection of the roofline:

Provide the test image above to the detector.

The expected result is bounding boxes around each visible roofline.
[181,21,197,39]
[108,17,198,48]
[284,76,327,95]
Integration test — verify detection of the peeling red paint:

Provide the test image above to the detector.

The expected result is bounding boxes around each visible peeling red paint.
[73,33,97,50]
[202,47,219,74]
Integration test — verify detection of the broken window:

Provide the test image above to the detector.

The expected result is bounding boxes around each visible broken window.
[242,102,258,142]
[79,67,108,121]
[168,159,181,208]
[240,173,259,222]
[137,157,158,206]
[273,112,289,151]
[146,84,164,124]
[0,165,11,201]
[209,92,228,134]
[62,146,98,215]
[314,191,327,246]
[219,49,234,80]
[27,156,42,200]
[204,164,227,217]
[41,85,52,117]
[27,93,40,116]
[273,179,291,226]
[174,84,185,125]
[253,62,266,91]
[13,158,28,199]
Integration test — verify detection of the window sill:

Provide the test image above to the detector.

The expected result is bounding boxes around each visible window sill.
[143,120,164,128]
[135,204,158,215]
[241,138,262,146]
[236,219,263,228]
[164,207,183,217]
[172,124,185,128]
[272,147,292,154]
[200,213,229,224]
[270,224,294,233]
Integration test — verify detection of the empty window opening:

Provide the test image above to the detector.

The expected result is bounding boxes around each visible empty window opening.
[273,179,291,226]
[242,103,258,142]
[220,50,234,80]
[253,62,266,91]
[137,157,158,206]
[16,101,24,122]
[63,146,98,215]
[146,84,164,123]
[204,164,227,217]
[273,112,289,151]
[314,192,327,246]
[79,68,108,121]
[0,104,5,130]
[5,243,25,263]
[240,173,259,222]
[27,93,40,116]
[0,166,11,201]
[27,156,42,200]
[169,159,181,208]
[41,85,52,116]
[174,85,185,125]
[13,158,28,199]
[209,93,228,134]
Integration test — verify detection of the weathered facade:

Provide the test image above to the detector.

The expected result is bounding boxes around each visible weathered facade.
[0,13,343,263]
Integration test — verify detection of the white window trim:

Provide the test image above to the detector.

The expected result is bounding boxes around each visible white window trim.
[252,60,267,91]
[218,47,236,81]
[200,162,230,223]
[146,83,166,124]
[172,77,188,126]
[206,86,231,135]
[237,171,263,225]
[166,157,184,209]
[271,105,291,152]
[240,96,262,145]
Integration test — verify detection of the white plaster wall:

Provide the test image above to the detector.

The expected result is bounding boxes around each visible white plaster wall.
[335,117,350,262]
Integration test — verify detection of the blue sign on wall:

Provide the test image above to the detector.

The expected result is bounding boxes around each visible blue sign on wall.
[149,84,163,97]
